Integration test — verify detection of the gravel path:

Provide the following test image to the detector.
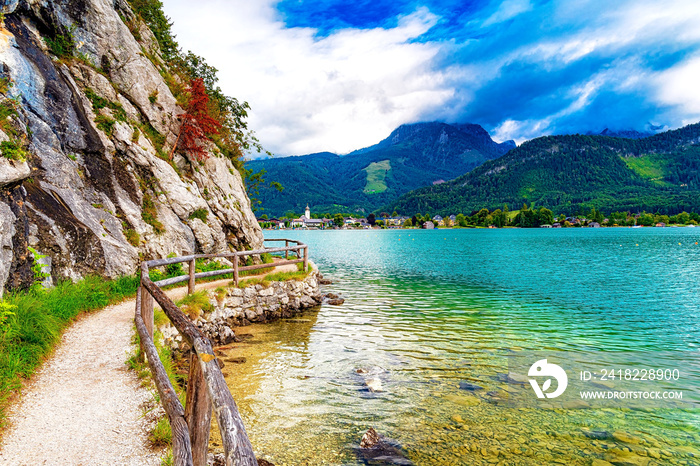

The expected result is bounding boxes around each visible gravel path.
[0,267,299,465]
[0,299,162,466]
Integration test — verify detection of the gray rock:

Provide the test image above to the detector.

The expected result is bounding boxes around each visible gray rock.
[0,202,16,298]
[0,0,263,292]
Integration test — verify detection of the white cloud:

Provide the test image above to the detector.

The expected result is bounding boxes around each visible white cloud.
[654,55,700,118]
[162,1,451,156]
[482,0,532,27]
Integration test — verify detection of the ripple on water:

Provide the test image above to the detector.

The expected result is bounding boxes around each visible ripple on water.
[208,229,700,465]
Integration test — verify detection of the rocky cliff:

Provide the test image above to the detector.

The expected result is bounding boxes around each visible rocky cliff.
[0,0,263,296]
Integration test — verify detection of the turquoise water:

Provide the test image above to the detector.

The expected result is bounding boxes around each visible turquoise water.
[221,228,700,465]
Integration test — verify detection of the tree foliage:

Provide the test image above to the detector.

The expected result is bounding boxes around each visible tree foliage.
[173,78,221,162]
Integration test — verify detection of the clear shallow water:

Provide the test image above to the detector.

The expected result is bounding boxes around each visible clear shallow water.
[216,228,700,465]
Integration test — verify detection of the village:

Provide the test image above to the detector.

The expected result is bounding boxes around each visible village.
[256,205,693,230]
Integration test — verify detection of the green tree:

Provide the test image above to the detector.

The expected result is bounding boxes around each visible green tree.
[475,208,490,226]
[403,218,412,228]
[492,209,506,228]
[333,213,344,227]
[676,211,690,224]
[537,207,554,226]
[638,213,654,226]
[456,213,467,227]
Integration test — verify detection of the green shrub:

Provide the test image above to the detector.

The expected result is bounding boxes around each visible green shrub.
[188,208,208,222]
[177,290,213,320]
[0,140,27,161]
[0,302,16,330]
[95,115,115,135]
[125,229,140,247]
[142,194,165,234]
[165,253,184,277]
[27,247,50,291]
[44,27,75,58]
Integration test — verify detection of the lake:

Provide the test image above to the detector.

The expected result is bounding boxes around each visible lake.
[216,228,700,465]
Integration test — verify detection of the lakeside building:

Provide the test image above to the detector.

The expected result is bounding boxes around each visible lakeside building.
[289,205,332,229]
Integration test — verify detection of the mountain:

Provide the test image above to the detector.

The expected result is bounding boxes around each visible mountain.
[249,122,515,216]
[0,0,262,294]
[590,128,655,139]
[386,123,700,216]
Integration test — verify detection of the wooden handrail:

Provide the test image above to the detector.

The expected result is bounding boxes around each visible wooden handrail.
[135,239,309,466]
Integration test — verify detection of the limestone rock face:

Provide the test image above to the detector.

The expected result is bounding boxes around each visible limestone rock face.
[0,0,263,295]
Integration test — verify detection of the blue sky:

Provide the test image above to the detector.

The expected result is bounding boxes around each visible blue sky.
[163,0,700,156]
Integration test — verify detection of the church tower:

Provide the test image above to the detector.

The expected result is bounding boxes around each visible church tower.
[305,204,311,219]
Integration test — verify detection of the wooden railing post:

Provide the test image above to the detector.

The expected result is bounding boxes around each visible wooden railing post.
[139,286,154,363]
[188,259,196,295]
[303,246,308,271]
[285,240,289,259]
[233,253,239,286]
[186,353,212,466]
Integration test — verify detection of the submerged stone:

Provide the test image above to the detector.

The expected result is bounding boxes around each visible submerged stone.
[459,381,484,392]
[357,428,414,465]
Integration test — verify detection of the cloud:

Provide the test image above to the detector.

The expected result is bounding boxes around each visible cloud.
[438,0,700,141]
[163,0,451,156]
[162,0,700,155]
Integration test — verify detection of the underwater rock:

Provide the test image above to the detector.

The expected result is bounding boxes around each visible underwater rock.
[582,428,611,440]
[357,428,414,465]
[224,357,247,364]
[365,378,384,392]
[493,372,528,385]
[459,381,484,392]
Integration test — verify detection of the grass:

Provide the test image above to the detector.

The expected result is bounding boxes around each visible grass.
[238,252,275,277]
[84,88,127,123]
[363,159,391,194]
[235,263,310,288]
[142,193,165,234]
[127,334,182,465]
[138,121,166,153]
[188,208,208,222]
[0,275,140,427]
[149,416,172,447]
[623,154,673,186]
[95,114,115,136]
[44,28,75,58]
[125,229,140,247]
[177,290,213,320]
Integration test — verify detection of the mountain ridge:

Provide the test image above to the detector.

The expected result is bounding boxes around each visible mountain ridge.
[250,121,513,216]
[385,122,700,216]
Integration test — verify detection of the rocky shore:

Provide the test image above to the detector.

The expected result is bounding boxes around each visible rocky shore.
[160,267,331,349]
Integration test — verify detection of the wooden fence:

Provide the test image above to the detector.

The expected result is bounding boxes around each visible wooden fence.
[134,239,308,466]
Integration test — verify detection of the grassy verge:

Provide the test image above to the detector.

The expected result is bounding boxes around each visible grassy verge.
[236,263,311,289]
[0,275,140,428]
[127,320,186,465]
